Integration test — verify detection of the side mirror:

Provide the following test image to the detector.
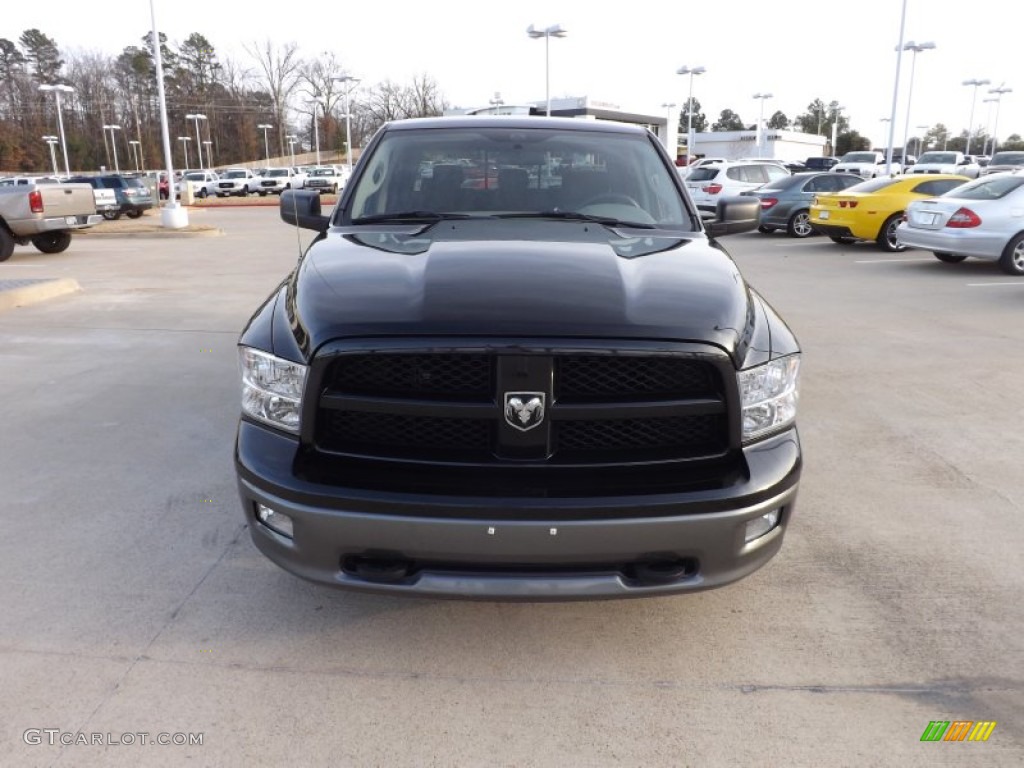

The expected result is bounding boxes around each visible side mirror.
[707,196,759,238]
[280,189,330,231]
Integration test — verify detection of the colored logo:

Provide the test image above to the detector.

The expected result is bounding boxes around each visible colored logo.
[920,721,996,742]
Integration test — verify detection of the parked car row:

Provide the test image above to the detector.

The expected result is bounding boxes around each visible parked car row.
[172,165,349,198]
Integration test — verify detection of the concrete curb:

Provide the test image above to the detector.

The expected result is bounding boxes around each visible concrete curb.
[78,228,224,238]
[0,277,81,312]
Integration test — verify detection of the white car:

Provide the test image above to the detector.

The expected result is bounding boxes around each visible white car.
[910,151,980,178]
[303,166,347,194]
[684,160,790,213]
[256,167,299,195]
[177,170,219,199]
[213,168,262,197]
[895,171,1024,275]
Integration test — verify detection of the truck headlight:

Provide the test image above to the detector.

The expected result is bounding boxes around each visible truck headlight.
[737,355,800,441]
[239,347,308,434]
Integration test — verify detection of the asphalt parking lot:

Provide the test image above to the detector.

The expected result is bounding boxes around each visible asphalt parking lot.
[1,209,1022,767]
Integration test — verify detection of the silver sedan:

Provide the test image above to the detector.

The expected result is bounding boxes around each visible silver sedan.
[895,171,1024,275]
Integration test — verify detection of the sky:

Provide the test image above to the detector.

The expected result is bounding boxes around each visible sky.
[4,0,1020,151]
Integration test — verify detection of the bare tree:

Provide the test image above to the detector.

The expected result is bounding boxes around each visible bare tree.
[244,40,302,157]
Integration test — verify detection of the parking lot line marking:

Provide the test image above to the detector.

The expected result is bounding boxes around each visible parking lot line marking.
[966,281,1024,287]
[855,257,933,263]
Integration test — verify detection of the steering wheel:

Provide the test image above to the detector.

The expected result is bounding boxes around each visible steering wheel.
[579,193,643,208]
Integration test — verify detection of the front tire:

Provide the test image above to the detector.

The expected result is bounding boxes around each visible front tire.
[998,233,1024,275]
[32,230,72,254]
[197,188,208,199]
[258,191,267,197]
[101,211,121,221]
[933,252,966,264]
[126,210,143,219]
[787,210,814,238]
[876,213,906,252]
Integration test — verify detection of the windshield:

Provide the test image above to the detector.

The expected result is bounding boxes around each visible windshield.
[841,153,878,163]
[946,175,1024,200]
[225,170,248,179]
[917,152,958,164]
[845,178,901,194]
[990,152,1024,165]
[267,169,289,178]
[311,168,335,176]
[184,173,205,181]
[346,125,690,228]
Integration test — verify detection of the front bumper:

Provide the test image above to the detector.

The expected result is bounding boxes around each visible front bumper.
[235,420,801,600]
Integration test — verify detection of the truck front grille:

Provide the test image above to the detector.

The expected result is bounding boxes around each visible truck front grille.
[313,350,732,470]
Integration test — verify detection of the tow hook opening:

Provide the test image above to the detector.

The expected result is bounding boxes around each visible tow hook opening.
[623,557,699,586]
[342,554,418,584]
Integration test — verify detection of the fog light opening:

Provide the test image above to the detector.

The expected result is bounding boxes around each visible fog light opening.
[256,503,294,539]
[744,509,781,544]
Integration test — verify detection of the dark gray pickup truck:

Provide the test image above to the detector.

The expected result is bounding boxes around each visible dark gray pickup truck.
[234,116,802,600]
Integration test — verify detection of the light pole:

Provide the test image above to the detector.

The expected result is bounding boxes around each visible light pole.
[185,113,207,170]
[308,101,321,166]
[660,102,677,152]
[676,66,706,161]
[962,78,991,155]
[915,124,929,157]
[987,85,1012,156]
[286,134,298,167]
[150,0,187,228]
[38,83,74,177]
[830,105,844,156]
[128,139,141,172]
[42,135,59,176]
[489,92,505,112]
[527,24,567,116]
[752,92,773,158]
[334,75,361,174]
[102,124,122,173]
[884,0,909,175]
[203,139,213,170]
[257,123,273,164]
[177,136,192,169]
[898,41,935,166]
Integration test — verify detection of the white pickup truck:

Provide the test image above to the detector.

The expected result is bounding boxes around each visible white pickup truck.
[0,181,101,261]
[910,151,980,178]
[832,151,901,179]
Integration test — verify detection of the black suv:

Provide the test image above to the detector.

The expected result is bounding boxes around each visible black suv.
[234,116,802,600]
[804,157,839,171]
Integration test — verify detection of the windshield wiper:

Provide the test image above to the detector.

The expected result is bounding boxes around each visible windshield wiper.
[495,211,656,229]
[351,211,476,225]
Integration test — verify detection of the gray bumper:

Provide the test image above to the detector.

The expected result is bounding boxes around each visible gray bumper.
[20,214,103,234]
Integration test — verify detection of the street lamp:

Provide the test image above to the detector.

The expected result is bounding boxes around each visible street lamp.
[128,139,141,172]
[660,102,677,152]
[286,134,298,167]
[334,75,361,174]
[987,85,1012,155]
[830,105,845,156]
[202,139,213,170]
[527,24,568,117]
[185,113,207,170]
[257,123,273,163]
[489,92,505,112]
[102,124,122,173]
[42,135,59,176]
[898,41,935,166]
[38,83,74,177]
[962,78,991,155]
[915,124,929,157]
[177,135,192,169]
[676,66,706,161]
[307,101,321,166]
[752,92,773,158]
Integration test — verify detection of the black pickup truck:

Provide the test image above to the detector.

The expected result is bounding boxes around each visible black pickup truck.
[235,116,802,600]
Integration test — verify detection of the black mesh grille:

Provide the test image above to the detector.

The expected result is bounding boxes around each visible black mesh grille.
[557,356,717,400]
[318,411,492,454]
[557,415,725,456]
[329,354,491,398]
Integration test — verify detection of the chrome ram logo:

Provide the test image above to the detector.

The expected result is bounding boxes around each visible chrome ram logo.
[504,392,546,432]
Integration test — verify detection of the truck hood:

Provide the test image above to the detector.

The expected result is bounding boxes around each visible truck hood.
[283,220,755,361]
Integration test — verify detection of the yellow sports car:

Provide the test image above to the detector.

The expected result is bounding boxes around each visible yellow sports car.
[810,174,969,251]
